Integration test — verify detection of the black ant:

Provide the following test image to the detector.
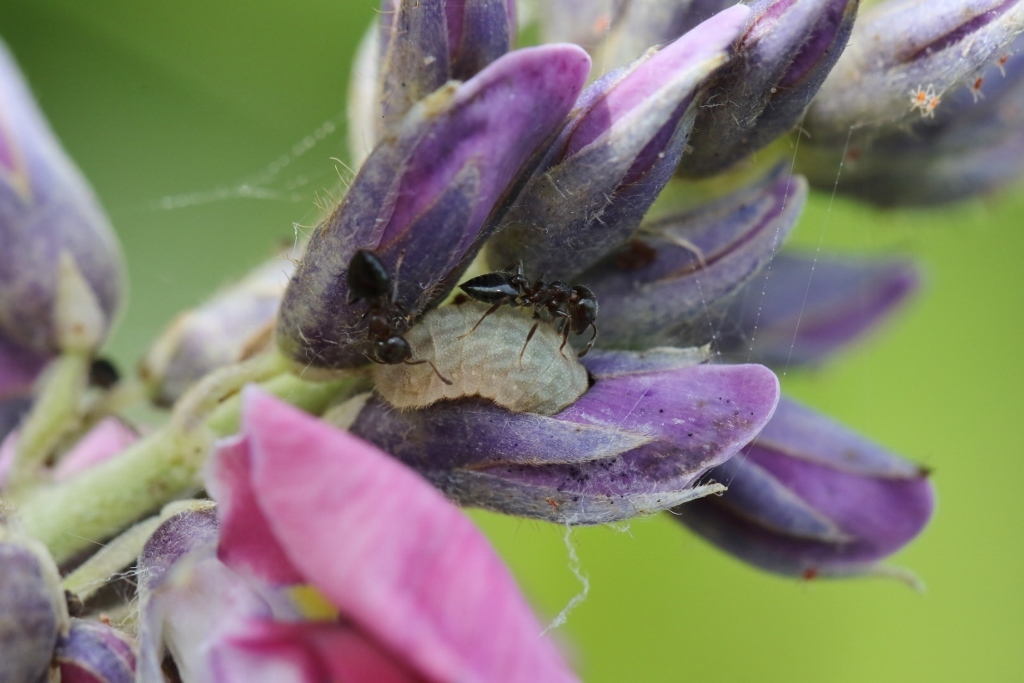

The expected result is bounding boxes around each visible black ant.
[458,260,598,360]
[346,250,452,385]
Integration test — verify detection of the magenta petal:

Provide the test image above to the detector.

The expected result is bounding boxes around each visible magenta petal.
[216,620,427,683]
[53,418,137,482]
[208,436,304,586]
[238,388,578,683]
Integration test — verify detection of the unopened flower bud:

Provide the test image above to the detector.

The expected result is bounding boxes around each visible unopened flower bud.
[579,166,805,350]
[0,522,69,683]
[490,6,749,279]
[55,618,136,683]
[588,0,736,69]
[680,0,859,177]
[805,0,1024,141]
[672,397,935,580]
[0,42,124,357]
[444,0,517,81]
[278,45,591,371]
[798,33,1024,205]
[141,257,294,406]
[351,0,517,159]
[346,348,780,524]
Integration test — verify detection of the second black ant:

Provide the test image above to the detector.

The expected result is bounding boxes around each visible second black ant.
[346,249,452,385]
[458,260,599,361]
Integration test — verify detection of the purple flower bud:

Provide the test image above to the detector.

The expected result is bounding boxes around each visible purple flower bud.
[672,397,935,579]
[534,0,623,51]
[378,0,450,133]
[278,45,591,371]
[0,528,68,683]
[0,336,47,401]
[489,6,749,280]
[798,34,1024,205]
[445,0,517,81]
[0,42,124,357]
[365,0,517,147]
[135,505,241,683]
[806,0,1024,141]
[141,257,294,406]
[680,0,859,177]
[716,252,920,365]
[347,348,780,524]
[588,0,736,69]
[578,166,805,350]
[55,619,135,683]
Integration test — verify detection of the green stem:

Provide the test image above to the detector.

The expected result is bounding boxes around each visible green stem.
[9,351,90,490]
[18,426,212,564]
[17,353,359,564]
[205,372,359,436]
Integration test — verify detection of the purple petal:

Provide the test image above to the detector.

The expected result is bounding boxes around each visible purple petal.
[350,349,780,524]
[446,0,516,80]
[490,6,750,279]
[55,619,135,683]
[277,44,591,370]
[716,252,920,365]
[581,167,805,349]
[0,334,47,399]
[673,397,935,578]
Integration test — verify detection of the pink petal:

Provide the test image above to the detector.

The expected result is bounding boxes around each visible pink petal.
[214,620,428,683]
[53,418,137,481]
[207,436,304,586]
[234,388,578,683]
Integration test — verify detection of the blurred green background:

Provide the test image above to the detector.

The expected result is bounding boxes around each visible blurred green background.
[2,1,1021,680]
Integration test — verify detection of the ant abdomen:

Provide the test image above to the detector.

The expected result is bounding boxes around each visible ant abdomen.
[459,272,523,303]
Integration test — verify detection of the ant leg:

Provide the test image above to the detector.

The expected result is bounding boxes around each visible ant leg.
[577,322,598,358]
[404,358,453,385]
[557,325,571,360]
[519,321,540,368]
[458,302,502,339]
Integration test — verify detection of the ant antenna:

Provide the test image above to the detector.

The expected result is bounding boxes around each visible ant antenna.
[404,358,453,385]
[578,323,598,358]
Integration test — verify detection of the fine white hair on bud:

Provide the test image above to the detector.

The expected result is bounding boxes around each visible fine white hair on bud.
[372,302,589,415]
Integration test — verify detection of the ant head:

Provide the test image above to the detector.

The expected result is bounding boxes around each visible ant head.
[347,250,391,304]
[374,335,413,364]
[570,286,598,331]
